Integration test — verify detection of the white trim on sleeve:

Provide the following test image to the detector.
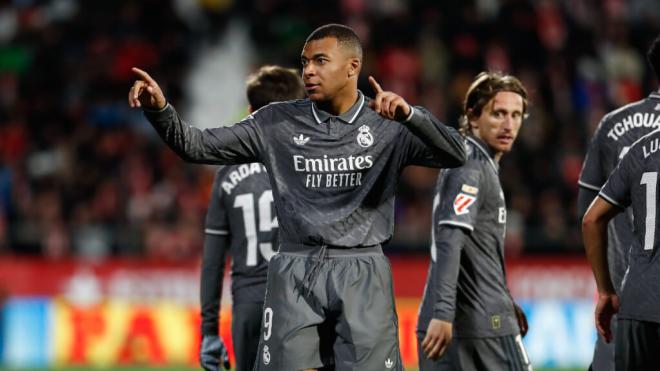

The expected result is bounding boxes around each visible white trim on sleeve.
[204,228,229,236]
[578,180,601,191]
[437,220,474,231]
[598,192,624,208]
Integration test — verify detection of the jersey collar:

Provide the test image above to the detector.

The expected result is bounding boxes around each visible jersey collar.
[311,91,365,124]
[650,90,660,100]
[467,136,499,172]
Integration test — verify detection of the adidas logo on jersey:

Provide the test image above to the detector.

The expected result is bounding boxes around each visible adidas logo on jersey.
[385,358,394,369]
[293,133,310,145]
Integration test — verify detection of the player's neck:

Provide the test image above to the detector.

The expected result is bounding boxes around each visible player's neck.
[317,89,358,116]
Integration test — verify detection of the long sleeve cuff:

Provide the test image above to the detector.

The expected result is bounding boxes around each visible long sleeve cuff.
[402,105,424,124]
[433,307,455,322]
[143,103,170,113]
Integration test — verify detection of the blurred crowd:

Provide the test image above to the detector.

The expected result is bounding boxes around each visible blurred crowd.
[2,0,660,259]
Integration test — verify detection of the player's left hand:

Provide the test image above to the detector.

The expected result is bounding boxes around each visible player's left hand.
[513,302,528,337]
[368,76,411,121]
[200,335,231,370]
[422,319,453,360]
[595,293,620,343]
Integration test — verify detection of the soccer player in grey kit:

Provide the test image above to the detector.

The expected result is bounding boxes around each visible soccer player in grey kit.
[199,66,305,371]
[583,128,660,370]
[578,34,660,371]
[128,24,465,371]
[416,72,532,371]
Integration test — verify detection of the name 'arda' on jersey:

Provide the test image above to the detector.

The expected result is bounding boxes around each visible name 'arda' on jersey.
[607,112,660,141]
[221,163,266,195]
[293,154,374,189]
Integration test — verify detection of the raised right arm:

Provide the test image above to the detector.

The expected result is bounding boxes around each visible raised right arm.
[129,67,264,165]
[144,104,264,164]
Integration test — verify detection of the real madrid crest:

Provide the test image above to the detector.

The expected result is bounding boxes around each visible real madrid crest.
[357,125,374,148]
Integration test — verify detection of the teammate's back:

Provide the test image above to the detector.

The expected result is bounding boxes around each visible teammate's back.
[584,127,660,370]
[599,128,660,323]
[204,163,276,300]
[198,65,305,371]
[578,34,660,371]
[579,95,660,293]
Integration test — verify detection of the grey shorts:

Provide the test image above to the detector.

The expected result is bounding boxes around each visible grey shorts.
[231,301,263,371]
[416,333,532,371]
[253,245,402,371]
[615,318,660,371]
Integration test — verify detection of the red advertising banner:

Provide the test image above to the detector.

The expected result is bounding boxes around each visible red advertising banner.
[0,255,594,368]
[0,255,592,299]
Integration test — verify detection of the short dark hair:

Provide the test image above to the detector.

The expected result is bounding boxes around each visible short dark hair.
[305,23,363,60]
[459,72,529,135]
[647,35,660,82]
[246,65,305,110]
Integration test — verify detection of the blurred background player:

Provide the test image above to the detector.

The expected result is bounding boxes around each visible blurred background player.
[578,34,660,371]
[417,72,532,371]
[128,23,465,371]
[582,128,660,370]
[199,65,305,371]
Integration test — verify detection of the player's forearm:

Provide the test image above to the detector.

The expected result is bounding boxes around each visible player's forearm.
[144,104,258,165]
[403,106,466,168]
[143,104,212,163]
[200,234,228,336]
[582,209,616,295]
[431,226,467,321]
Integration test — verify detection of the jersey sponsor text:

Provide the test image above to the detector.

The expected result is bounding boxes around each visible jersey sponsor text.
[294,154,372,189]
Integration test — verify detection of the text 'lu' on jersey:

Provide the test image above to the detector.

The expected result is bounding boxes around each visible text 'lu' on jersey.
[600,128,660,324]
[418,137,518,338]
[145,91,465,249]
[579,91,660,294]
[205,164,276,301]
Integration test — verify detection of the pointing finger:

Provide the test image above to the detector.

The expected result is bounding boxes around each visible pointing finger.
[368,75,383,94]
[132,67,156,85]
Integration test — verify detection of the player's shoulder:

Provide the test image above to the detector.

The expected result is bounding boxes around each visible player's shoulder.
[357,103,394,126]
[598,97,654,128]
[604,98,648,119]
[247,99,311,123]
[214,163,268,196]
[264,98,311,113]
[215,165,236,181]
[629,127,660,153]
[438,139,483,180]
[463,137,496,170]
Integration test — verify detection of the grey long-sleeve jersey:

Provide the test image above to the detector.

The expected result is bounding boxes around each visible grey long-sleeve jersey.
[200,164,275,336]
[600,128,660,324]
[417,137,518,338]
[145,92,465,249]
[578,91,660,295]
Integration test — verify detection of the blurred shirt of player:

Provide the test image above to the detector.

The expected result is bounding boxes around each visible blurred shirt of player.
[199,66,305,371]
[578,34,660,371]
[417,72,532,371]
[128,23,466,371]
